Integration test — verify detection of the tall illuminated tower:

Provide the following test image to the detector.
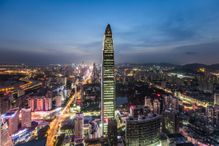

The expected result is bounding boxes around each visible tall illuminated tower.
[101,24,116,136]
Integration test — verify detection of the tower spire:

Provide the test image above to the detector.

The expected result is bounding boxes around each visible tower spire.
[105,24,112,36]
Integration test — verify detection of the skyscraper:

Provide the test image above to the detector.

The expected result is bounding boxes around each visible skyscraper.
[74,113,84,145]
[21,108,32,128]
[92,62,99,83]
[0,119,14,146]
[101,24,116,136]
[214,85,219,105]
[1,109,19,135]
[162,109,179,134]
[107,119,117,145]
[125,114,161,146]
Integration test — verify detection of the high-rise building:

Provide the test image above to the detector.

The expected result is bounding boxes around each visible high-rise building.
[1,109,19,135]
[214,106,219,127]
[162,109,179,134]
[21,108,32,128]
[55,95,62,107]
[28,98,35,112]
[101,24,116,136]
[144,97,161,114]
[92,63,99,83]
[145,97,153,110]
[214,84,219,105]
[74,113,84,141]
[129,105,149,118]
[207,105,219,127]
[36,98,44,111]
[153,99,161,114]
[125,114,161,146]
[206,106,214,125]
[88,121,100,139]
[107,119,117,146]
[214,91,219,105]
[0,95,12,115]
[0,119,14,146]
[44,97,52,111]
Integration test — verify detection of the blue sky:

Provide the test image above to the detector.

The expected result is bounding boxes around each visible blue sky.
[0,0,219,65]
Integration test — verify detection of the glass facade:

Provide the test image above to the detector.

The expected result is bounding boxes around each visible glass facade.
[101,24,115,135]
[125,115,161,146]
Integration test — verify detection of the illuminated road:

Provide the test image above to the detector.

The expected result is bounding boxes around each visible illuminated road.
[46,69,92,146]
[46,91,77,146]
[152,83,209,107]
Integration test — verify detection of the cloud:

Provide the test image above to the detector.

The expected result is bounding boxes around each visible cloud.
[116,41,219,65]
[0,46,99,65]
[185,52,198,55]
[0,38,103,64]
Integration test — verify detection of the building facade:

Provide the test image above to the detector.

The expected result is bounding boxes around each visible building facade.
[21,108,32,128]
[74,113,84,141]
[162,109,179,134]
[125,114,161,146]
[101,24,116,135]
[214,92,219,105]
[0,119,14,146]
[2,109,19,135]
[213,84,219,105]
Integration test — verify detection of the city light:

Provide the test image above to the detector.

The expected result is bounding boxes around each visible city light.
[0,1,219,146]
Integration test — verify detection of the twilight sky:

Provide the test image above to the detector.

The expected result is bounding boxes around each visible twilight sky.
[0,0,219,65]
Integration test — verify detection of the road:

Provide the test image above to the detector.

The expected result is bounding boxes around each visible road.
[152,83,209,107]
[46,71,92,146]
[46,91,77,146]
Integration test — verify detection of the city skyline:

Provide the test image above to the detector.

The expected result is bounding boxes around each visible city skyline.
[1,1,219,145]
[101,24,116,136]
[1,0,219,65]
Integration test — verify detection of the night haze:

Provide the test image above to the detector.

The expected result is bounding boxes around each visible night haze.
[0,0,219,65]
